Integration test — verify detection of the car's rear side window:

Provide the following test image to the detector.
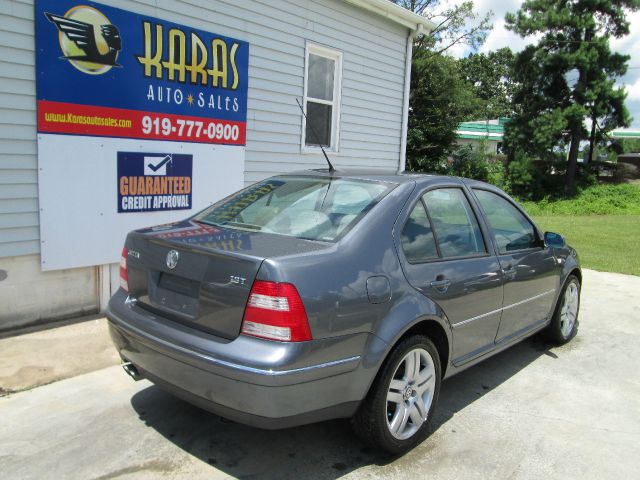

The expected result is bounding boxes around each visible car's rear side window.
[401,187,486,264]
[423,189,486,258]
[401,201,439,263]
[194,176,395,242]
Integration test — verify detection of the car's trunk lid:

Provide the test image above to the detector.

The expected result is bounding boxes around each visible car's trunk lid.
[125,220,328,339]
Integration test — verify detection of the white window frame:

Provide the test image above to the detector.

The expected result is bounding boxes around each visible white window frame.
[301,42,343,153]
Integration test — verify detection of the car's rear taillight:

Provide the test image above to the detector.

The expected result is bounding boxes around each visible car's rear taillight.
[119,247,129,292]
[241,281,311,342]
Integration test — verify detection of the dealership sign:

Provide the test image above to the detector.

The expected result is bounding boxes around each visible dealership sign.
[36,0,249,144]
[35,0,247,271]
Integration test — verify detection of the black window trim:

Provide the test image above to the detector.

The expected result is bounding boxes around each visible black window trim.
[470,187,545,255]
[399,185,492,266]
[420,196,443,259]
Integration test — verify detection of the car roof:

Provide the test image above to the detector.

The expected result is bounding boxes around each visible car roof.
[281,168,494,189]
[285,167,425,183]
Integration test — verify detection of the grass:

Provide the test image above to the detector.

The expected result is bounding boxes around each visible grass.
[512,183,640,275]
[531,215,640,276]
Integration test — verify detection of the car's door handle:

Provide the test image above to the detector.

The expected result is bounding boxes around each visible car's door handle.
[430,278,451,293]
[502,264,517,280]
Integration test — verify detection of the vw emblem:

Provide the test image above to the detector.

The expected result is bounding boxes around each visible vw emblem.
[166,250,179,269]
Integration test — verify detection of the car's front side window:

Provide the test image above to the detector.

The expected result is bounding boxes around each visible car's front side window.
[473,189,539,253]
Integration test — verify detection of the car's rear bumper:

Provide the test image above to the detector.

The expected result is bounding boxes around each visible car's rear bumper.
[106,289,385,429]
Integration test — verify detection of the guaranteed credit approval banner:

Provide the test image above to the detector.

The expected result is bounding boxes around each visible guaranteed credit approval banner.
[117,152,193,213]
[34,0,247,271]
[35,0,249,145]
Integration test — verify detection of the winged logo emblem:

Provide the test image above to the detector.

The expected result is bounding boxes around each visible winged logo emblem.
[45,6,122,74]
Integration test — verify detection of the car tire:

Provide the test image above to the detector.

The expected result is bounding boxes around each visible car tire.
[351,334,441,454]
[545,275,580,344]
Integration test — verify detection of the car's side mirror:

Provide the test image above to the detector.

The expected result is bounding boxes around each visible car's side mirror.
[544,231,566,248]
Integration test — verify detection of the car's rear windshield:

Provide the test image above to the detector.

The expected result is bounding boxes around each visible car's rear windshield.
[194,175,396,242]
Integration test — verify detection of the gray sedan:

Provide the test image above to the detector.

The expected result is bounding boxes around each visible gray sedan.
[107,169,580,453]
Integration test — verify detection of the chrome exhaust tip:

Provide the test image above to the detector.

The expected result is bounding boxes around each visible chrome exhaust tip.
[122,362,143,381]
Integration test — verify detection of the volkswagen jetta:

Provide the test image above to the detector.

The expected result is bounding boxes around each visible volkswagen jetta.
[107,169,580,453]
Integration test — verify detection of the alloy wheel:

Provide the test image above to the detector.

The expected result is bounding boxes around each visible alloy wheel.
[560,281,579,338]
[386,348,436,440]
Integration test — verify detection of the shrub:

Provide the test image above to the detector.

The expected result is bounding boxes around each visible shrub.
[505,149,602,200]
[410,141,605,202]
[447,144,490,181]
[507,150,538,199]
[487,156,510,192]
[520,183,640,215]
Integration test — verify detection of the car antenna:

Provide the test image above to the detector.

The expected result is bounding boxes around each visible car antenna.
[296,98,335,173]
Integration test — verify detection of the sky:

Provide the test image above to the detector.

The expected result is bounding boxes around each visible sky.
[441,0,640,128]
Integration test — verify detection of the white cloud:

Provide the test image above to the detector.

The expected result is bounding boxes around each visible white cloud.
[610,10,640,56]
[472,0,522,18]
[479,18,535,53]
[446,41,469,58]
[626,77,640,102]
[612,10,640,125]
[440,0,521,23]
[437,1,536,54]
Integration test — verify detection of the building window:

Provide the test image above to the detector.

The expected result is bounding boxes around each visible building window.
[302,43,342,152]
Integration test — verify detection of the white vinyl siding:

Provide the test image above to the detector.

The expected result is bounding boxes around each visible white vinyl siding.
[0,0,409,258]
[0,0,38,258]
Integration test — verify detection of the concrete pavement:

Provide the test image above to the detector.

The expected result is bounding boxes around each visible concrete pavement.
[1,269,639,479]
[0,318,119,394]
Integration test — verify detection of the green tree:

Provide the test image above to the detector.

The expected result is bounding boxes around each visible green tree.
[391,1,493,171]
[406,51,481,170]
[458,48,517,119]
[505,0,638,196]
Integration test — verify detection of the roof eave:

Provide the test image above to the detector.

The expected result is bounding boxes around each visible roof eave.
[343,0,436,32]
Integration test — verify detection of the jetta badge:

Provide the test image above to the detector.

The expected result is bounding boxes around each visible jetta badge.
[166,250,179,269]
